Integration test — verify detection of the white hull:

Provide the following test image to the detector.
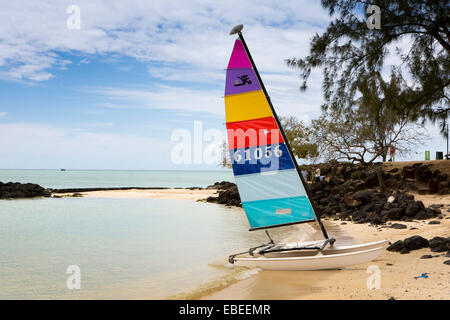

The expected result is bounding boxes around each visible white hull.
[233,240,388,271]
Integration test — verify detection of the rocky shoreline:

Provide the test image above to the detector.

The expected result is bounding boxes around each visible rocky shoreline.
[0,183,174,199]
[205,161,450,225]
[301,161,450,195]
[3,162,449,223]
[204,181,444,224]
[0,181,51,199]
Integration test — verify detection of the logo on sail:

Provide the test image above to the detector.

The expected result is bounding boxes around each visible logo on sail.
[234,75,252,86]
[275,208,292,215]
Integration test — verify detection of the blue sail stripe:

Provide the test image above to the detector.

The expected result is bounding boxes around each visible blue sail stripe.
[234,169,307,202]
[229,143,294,176]
[242,196,316,229]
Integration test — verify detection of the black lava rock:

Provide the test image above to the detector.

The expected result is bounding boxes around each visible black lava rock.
[0,181,51,199]
[206,183,241,207]
[390,223,407,229]
[386,235,430,253]
[429,237,450,252]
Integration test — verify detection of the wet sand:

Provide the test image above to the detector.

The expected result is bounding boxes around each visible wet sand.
[203,194,450,300]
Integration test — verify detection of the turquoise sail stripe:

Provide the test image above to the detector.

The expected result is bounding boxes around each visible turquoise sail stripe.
[234,169,307,202]
[242,196,316,229]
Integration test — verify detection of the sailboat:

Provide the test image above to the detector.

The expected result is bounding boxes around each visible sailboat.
[225,24,388,271]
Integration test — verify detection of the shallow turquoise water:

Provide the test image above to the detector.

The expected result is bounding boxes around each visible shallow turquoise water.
[0,169,303,299]
[0,196,279,299]
[0,169,233,189]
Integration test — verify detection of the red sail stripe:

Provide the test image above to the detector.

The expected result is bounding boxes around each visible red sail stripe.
[226,116,284,149]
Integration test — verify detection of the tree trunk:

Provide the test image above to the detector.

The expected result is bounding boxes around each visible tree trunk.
[376,167,386,193]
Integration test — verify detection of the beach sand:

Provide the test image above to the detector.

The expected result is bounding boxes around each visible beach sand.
[54,188,218,201]
[203,194,450,300]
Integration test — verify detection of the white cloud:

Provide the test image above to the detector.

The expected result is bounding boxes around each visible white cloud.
[85,68,325,120]
[0,123,173,169]
[3,1,444,168]
[0,1,328,82]
[0,0,330,122]
[0,112,7,117]
[79,58,90,65]
[86,85,225,116]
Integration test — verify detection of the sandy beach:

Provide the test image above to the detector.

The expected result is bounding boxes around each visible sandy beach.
[54,188,219,201]
[203,194,449,300]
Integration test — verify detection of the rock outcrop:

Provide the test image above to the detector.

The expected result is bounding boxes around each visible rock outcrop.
[205,178,441,224]
[205,161,450,224]
[429,236,450,252]
[205,181,241,207]
[387,236,450,257]
[386,235,430,254]
[0,182,51,199]
[301,161,450,195]
[308,179,440,224]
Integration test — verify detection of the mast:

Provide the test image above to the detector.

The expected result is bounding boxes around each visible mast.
[230,25,330,240]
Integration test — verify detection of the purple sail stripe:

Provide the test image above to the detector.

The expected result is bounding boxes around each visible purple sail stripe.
[225,68,262,96]
[227,39,252,69]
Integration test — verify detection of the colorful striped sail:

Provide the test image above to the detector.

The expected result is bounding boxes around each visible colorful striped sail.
[225,39,317,230]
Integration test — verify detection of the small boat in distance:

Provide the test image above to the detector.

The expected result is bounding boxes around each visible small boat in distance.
[224,24,388,270]
[60,169,66,171]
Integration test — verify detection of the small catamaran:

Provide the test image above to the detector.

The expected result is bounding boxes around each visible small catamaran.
[225,24,387,271]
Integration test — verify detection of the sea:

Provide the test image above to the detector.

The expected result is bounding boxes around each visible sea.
[0,169,235,189]
[0,169,297,299]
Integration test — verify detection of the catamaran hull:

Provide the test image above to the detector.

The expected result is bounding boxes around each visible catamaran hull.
[233,241,388,271]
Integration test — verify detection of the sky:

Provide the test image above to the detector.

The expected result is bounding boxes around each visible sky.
[0,0,447,170]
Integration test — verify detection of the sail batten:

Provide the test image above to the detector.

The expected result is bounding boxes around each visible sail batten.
[225,38,317,230]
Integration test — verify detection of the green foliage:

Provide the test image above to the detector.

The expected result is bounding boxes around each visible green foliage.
[351,170,362,180]
[280,116,318,160]
[287,0,449,133]
[310,97,427,164]
[310,108,378,163]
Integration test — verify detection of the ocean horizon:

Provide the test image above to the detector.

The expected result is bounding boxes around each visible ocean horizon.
[0,169,234,189]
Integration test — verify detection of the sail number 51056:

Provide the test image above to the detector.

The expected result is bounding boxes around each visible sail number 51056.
[233,145,282,162]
